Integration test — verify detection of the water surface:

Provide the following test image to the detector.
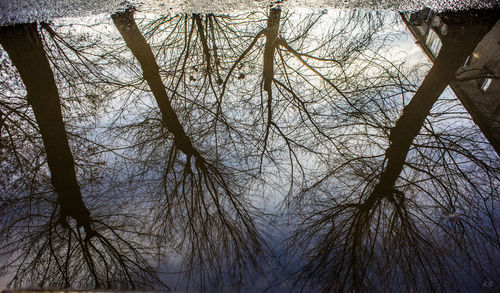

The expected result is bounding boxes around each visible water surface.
[0,1,499,292]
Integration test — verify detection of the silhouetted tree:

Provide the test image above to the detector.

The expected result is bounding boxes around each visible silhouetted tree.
[290,9,500,292]
[112,10,263,289]
[1,6,498,292]
[0,22,164,290]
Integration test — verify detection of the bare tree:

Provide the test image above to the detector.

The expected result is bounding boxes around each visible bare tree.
[111,10,263,289]
[1,6,498,292]
[289,9,500,292]
[0,23,164,289]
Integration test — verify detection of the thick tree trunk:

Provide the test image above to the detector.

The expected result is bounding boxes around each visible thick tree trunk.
[112,12,198,157]
[364,10,499,207]
[0,24,91,231]
[263,8,281,92]
[193,14,212,74]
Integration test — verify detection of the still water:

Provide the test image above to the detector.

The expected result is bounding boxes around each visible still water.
[0,1,499,292]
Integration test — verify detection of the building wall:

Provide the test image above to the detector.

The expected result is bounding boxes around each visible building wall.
[402,12,500,156]
[453,20,500,153]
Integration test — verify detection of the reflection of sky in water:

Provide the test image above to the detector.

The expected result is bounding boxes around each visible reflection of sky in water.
[0,4,499,292]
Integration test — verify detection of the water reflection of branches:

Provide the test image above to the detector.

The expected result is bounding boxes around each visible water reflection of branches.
[290,10,499,292]
[0,23,163,289]
[1,6,498,292]
[112,11,263,289]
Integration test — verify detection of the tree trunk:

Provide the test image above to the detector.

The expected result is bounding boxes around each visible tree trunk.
[112,12,198,157]
[193,14,212,74]
[263,8,281,92]
[0,23,92,231]
[365,10,499,206]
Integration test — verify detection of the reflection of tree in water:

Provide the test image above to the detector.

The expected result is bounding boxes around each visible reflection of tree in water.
[111,11,263,289]
[0,23,163,289]
[290,9,500,292]
[0,6,499,292]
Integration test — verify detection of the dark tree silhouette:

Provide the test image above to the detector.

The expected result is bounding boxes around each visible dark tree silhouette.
[112,10,263,289]
[290,9,500,292]
[0,23,164,289]
[1,6,498,292]
[0,23,92,233]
